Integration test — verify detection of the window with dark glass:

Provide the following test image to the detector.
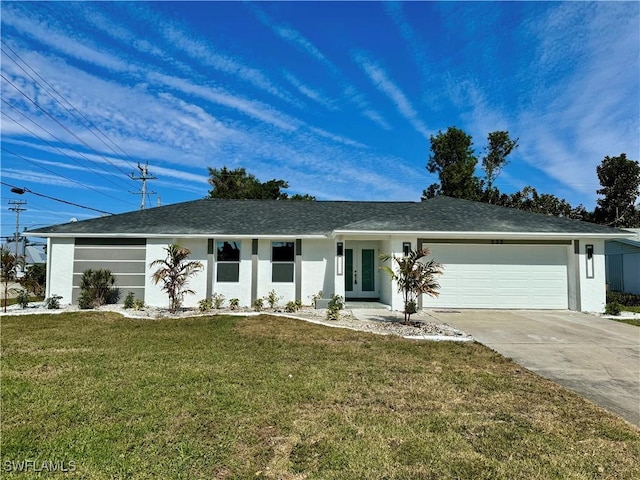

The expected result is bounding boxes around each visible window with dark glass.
[272,241,295,282]
[216,241,240,282]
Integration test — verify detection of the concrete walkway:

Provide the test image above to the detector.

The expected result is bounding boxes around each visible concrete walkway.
[426,309,640,428]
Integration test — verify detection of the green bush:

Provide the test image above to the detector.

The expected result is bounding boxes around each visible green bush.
[133,299,145,311]
[78,290,94,310]
[326,294,344,321]
[253,298,264,312]
[198,298,213,312]
[607,291,640,307]
[124,291,135,309]
[604,302,622,316]
[212,292,225,309]
[16,289,30,309]
[79,269,119,308]
[265,290,282,309]
[229,298,240,310]
[45,295,62,310]
[285,301,299,313]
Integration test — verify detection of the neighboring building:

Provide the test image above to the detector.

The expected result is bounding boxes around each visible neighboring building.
[605,228,640,294]
[27,197,630,313]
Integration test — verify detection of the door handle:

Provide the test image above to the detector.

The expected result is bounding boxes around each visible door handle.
[354,269,358,285]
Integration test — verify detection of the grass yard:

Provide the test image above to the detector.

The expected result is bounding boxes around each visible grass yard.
[2,312,639,479]
[614,317,640,327]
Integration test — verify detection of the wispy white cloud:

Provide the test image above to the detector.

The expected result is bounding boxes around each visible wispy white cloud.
[1,4,132,74]
[308,127,367,150]
[149,72,301,132]
[353,52,430,139]
[282,71,337,111]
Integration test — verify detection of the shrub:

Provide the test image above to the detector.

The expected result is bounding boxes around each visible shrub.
[124,291,135,309]
[326,294,344,321]
[607,291,640,307]
[310,291,323,308]
[79,269,119,308]
[198,298,213,312]
[229,298,240,310]
[285,301,299,313]
[45,295,62,310]
[605,302,622,316]
[133,299,145,311]
[16,289,30,309]
[20,263,46,297]
[265,289,282,309]
[78,290,94,310]
[253,298,264,312]
[212,292,225,309]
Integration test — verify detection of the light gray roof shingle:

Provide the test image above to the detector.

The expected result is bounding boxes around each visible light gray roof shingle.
[27,196,626,237]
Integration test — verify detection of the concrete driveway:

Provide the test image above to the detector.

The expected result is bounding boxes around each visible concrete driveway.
[426,309,640,428]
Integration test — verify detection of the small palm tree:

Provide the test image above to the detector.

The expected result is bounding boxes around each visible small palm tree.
[1,248,23,313]
[381,248,443,324]
[150,244,203,313]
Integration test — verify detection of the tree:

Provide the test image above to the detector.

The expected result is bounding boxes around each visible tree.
[1,248,23,313]
[423,127,480,200]
[593,153,640,227]
[206,166,315,200]
[150,244,203,313]
[20,263,46,297]
[481,131,519,203]
[381,248,443,324]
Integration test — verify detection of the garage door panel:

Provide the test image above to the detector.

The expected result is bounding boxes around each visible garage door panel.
[423,244,568,309]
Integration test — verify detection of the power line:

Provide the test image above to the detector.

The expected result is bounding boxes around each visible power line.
[1,181,114,216]
[0,137,137,207]
[1,73,139,190]
[1,103,138,198]
[1,40,139,171]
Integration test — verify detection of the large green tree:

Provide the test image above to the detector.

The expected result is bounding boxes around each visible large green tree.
[481,130,519,203]
[422,127,480,200]
[593,153,640,227]
[207,166,315,200]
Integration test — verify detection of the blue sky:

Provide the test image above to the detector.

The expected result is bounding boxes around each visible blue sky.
[1,1,638,237]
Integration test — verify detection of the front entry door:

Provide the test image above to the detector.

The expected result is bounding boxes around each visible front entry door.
[345,243,378,299]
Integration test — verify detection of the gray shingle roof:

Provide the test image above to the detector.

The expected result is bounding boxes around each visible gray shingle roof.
[27,196,626,237]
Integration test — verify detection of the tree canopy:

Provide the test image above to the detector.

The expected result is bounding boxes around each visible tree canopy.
[593,153,640,227]
[423,127,479,200]
[206,166,315,201]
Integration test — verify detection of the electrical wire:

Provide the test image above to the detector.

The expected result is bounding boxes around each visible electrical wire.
[1,40,139,171]
[1,73,140,191]
[0,181,114,215]
[0,148,122,211]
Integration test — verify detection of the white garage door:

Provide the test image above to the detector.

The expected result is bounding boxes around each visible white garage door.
[422,244,569,309]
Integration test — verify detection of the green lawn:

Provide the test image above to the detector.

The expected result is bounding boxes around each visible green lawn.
[2,312,639,479]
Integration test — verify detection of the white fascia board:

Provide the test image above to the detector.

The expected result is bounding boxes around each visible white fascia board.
[331,230,631,240]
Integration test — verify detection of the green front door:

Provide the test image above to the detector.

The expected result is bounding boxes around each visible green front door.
[345,243,378,298]
[361,248,375,292]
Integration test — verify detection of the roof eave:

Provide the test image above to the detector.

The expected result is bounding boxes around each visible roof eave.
[331,230,630,240]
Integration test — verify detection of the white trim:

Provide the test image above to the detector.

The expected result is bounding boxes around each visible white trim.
[26,233,330,240]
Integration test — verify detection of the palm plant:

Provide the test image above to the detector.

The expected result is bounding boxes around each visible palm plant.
[1,247,23,313]
[150,244,203,313]
[381,248,443,324]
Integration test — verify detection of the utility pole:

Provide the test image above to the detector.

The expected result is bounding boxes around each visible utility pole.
[8,200,26,257]
[129,161,157,210]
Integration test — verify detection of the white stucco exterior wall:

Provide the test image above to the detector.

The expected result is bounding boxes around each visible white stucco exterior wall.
[47,237,74,304]
[301,239,334,304]
[256,239,295,304]
[213,238,252,308]
[576,239,607,312]
[144,238,208,309]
